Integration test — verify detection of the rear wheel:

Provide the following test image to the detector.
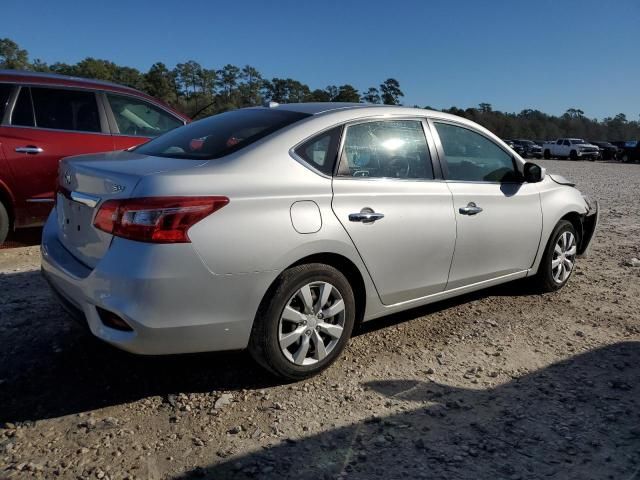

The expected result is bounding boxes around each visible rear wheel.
[543,149,551,159]
[532,220,578,293]
[249,263,355,380]
[569,150,578,160]
[0,202,9,245]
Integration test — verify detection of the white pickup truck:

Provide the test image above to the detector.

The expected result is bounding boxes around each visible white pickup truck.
[542,138,600,160]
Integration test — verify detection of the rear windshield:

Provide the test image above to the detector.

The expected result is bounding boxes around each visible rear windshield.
[135,108,310,159]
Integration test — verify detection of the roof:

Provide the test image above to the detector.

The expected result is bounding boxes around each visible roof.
[272,102,378,115]
[0,69,190,121]
[0,69,139,91]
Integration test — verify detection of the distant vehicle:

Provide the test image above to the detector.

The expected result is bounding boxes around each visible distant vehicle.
[0,70,189,244]
[542,138,600,161]
[42,103,598,379]
[503,139,525,156]
[589,141,619,161]
[612,141,640,163]
[511,139,543,159]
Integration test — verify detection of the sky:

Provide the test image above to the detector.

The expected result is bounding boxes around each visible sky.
[3,0,639,120]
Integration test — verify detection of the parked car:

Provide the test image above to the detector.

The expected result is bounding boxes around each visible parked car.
[511,139,543,159]
[41,103,598,380]
[0,70,189,244]
[503,139,525,156]
[589,141,620,161]
[542,138,599,160]
[611,141,640,163]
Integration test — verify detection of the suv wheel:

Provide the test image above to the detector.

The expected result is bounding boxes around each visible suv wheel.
[569,150,578,160]
[249,263,356,380]
[543,150,551,159]
[532,220,578,293]
[0,202,9,245]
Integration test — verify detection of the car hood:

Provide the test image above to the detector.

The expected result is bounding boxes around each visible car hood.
[548,173,576,187]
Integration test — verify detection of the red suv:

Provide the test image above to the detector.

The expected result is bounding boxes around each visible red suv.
[0,70,189,244]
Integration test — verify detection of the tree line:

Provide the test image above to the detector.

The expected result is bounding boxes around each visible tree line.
[1,38,638,141]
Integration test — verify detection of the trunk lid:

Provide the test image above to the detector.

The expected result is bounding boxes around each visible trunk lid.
[56,150,207,268]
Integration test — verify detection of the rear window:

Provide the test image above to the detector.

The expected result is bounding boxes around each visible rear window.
[135,108,310,160]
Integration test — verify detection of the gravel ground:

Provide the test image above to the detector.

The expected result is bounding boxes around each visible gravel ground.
[0,160,639,480]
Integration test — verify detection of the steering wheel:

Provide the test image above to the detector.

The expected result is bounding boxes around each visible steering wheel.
[386,156,411,178]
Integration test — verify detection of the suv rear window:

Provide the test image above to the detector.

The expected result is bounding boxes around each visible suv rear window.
[135,108,310,160]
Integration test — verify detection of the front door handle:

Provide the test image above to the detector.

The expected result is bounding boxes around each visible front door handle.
[349,208,384,223]
[459,202,483,215]
[15,145,44,154]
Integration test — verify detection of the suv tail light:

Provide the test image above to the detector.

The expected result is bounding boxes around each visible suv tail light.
[94,196,229,243]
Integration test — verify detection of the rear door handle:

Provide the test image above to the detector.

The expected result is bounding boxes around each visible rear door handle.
[459,202,483,215]
[15,145,44,154]
[349,208,384,223]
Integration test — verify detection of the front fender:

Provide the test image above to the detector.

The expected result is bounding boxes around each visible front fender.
[529,181,590,274]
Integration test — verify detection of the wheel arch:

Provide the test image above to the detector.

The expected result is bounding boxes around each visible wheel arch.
[261,252,368,326]
[0,181,15,230]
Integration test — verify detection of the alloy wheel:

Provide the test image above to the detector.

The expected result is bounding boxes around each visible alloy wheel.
[278,281,346,366]
[551,231,577,283]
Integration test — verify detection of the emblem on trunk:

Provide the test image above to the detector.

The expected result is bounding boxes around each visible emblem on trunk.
[64,171,72,185]
[105,180,126,193]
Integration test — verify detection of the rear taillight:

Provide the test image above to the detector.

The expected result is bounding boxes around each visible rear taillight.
[93,196,229,243]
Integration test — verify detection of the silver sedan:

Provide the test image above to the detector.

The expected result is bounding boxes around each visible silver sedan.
[41,103,598,379]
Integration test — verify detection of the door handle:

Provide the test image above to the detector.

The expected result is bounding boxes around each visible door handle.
[349,208,384,223]
[459,202,483,215]
[15,146,44,154]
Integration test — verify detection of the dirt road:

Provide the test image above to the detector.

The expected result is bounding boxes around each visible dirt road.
[1,160,639,479]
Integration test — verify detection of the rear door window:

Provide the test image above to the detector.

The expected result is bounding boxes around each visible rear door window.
[29,87,101,132]
[106,94,183,137]
[11,87,35,127]
[336,120,434,179]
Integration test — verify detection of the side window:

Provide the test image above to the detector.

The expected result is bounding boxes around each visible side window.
[563,140,570,146]
[294,126,342,175]
[0,84,13,122]
[556,139,563,145]
[11,87,35,127]
[336,120,433,179]
[30,87,101,132]
[106,94,182,137]
[434,122,518,182]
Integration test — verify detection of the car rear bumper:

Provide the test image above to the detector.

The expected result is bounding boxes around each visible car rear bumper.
[40,210,275,355]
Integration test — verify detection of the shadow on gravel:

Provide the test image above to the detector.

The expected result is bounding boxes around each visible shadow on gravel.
[176,342,640,480]
[0,270,549,424]
[0,227,41,250]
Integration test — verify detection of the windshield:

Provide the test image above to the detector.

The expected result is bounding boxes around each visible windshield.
[135,108,310,159]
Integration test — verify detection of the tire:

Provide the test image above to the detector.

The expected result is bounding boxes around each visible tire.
[248,263,356,381]
[569,150,578,160]
[543,149,551,159]
[532,220,578,293]
[622,154,629,163]
[0,202,9,245]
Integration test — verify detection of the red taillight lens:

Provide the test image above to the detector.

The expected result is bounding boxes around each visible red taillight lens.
[93,196,229,243]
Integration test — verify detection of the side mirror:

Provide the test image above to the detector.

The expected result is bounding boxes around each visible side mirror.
[523,162,544,183]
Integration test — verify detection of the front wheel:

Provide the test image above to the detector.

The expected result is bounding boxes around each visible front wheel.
[543,149,551,159]
[569,150,578,160]
[532,220,578,293]
[249,263,356,380]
